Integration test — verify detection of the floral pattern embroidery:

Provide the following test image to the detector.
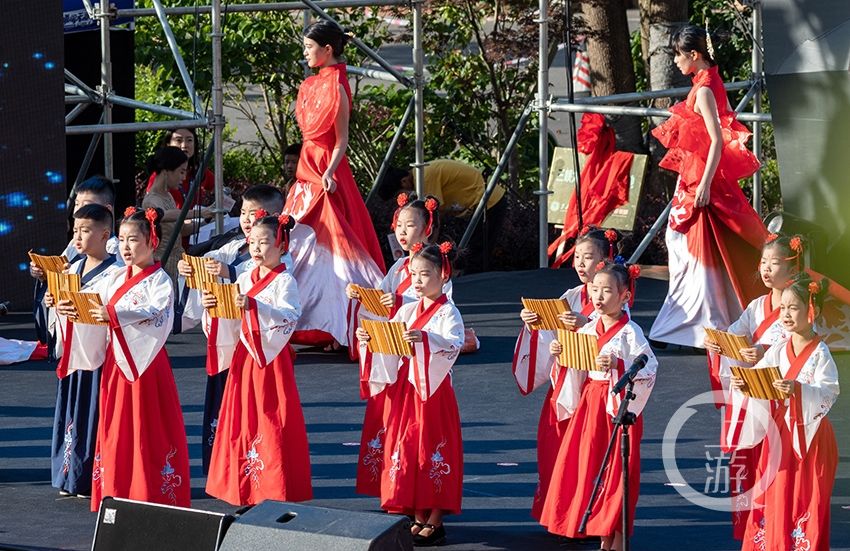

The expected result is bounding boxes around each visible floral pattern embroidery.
[244,435,265,489]
[92,453,104,490]
[388,442,402,484]
[752,517,767,551]
[160,448,183,505]
[791,512,811,551]
[207,418,218,448]
[62,422,74,475]
[429,439,451,493]
[361,428,386,482]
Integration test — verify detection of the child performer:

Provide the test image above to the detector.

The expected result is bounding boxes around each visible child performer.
[205,214,313,506]
[356,242,464,546]
[512,227,615,519]
[88,207,190,511]
[648,25,767,348]
[347,193,447,496]
[704,233,800,539]
[176,184,292,475]
[285,20,385,350]
[540,261,657,551]
[49,204,120,496]
[735,275,838,551]
[31,176,119,347]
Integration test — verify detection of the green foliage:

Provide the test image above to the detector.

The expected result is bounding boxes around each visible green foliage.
[133,63,193,171]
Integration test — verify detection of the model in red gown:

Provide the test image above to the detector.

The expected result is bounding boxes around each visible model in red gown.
[285,62,385,347]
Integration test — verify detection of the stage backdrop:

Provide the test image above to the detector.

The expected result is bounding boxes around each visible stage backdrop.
[763,0,850,287]
[0,1,67,306]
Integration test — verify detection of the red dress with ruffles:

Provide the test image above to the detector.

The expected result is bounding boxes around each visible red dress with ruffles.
[649,65,768,347]
[285,63,385,346]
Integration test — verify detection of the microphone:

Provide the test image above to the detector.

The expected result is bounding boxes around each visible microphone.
[611,353,649,395]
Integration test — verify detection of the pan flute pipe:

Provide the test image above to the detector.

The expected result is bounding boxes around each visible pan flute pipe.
[729,365,789,401]
[203,282,241,319]
[704,328,752,363]
[351,284,390,318]
[183,254,218,289]
[58,290,107,325]
[46,271,81,302]
[556,329,601,371]
[521,297,571,331]
[28,250,68,274]
[362,320,412,356]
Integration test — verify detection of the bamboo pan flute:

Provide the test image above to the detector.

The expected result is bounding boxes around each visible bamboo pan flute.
[362,320,412,356]
[58,291,107,325]
[203,282,241,319]
[46,271,81,303]
[352,284,390,317]
[28,250,68,274]
[522,297,571,331]
[556,329,601,371]
[704,328,752,363]
[183,254,217,289]
[729,365,789,400]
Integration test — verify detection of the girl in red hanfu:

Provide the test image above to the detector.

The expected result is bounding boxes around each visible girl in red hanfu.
[89,207,191,512]
[49,204,120,496]
[285,20,385,350]
[356,242,464,547]
[649,25,767,348]
[540,261,657,551]
[512,227,616,519]
[205,214,313,506]
[705,233,799,539]
[347,193,452,497]
[734,274,838,551]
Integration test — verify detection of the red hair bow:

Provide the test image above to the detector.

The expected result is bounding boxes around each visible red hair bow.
[627,264,641,307]
[254,208,268,220]
[595,260,606,271]
[411,242,424,254]
[786,235,804,270]
[276,214,291,251]
[391,193,410,231]
[439,241,453,279]
[124,206,138,218]
[144,208,159,249]
[424,197,438,236]
[765,233,779,244]
[807,280,819,323]
[604,229,618,260]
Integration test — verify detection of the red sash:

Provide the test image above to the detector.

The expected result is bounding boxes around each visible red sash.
[579,285,595,317]
[595,312,630,392]
[785,337,821,457]
[105,263,162,382]
[409,294,450,400]
[752,294,780,345]
[241,263,288,368]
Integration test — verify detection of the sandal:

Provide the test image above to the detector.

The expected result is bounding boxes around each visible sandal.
[410,521,426,535]
[413,523,446,547]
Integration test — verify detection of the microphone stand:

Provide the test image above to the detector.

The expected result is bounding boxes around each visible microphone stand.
[579,379,638,551]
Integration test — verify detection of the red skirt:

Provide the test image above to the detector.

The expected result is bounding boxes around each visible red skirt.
[205,343,313,506]
[91,348,190,512]
[730,444,762,540]
[380,377,463,515]
[539,380,643,538]
[356,362,411,496]
[742,407,837,551]
[531,385,570,520]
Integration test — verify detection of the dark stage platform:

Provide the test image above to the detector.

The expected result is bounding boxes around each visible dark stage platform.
[1,269,848,550]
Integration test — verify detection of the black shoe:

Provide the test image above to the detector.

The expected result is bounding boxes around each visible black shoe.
[413,524,446,547]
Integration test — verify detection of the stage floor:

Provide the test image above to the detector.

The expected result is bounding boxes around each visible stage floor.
[1,269,848,550]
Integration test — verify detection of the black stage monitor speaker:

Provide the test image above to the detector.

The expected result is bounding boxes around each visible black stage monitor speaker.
[218,501,413,551]
[91,497,234,551]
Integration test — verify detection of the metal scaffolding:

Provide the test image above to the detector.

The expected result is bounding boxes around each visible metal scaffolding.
[65,0,424,253]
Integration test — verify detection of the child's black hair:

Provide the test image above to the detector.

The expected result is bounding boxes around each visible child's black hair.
[412,241,457,279]
[252,214,297,254]
[575,227,620,260]
[242,184,285,213]
[120,207,163,245]
[394,192,441,243]
[73,203,113,231]
[784,273,829,313]
[75,175,116,208]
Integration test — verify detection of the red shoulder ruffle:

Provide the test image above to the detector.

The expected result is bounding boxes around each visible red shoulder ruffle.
[296,67,342,140]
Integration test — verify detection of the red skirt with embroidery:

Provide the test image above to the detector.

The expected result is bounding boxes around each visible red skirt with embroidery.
[741,407,837,551]
[356,362,410,496]
[380,376,463,515]
[205,343,313,506]
[531,384,570,520]
[539,380,643,537]
[91,347,190,512]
